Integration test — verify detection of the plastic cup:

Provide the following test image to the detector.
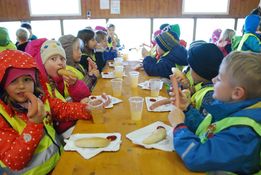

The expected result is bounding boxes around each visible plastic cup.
[111,78,123,97]
[88,100,105,124]
[129,71,139,88]
[129,96,144,121]
[149,79,162,97]
[114,65,124,78]
[114,57,123,66]
[122,53,128,61]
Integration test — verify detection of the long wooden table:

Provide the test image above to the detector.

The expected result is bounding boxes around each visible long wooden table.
[52,61,205,175]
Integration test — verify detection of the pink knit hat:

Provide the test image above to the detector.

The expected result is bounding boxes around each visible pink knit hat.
[4,68,36,88]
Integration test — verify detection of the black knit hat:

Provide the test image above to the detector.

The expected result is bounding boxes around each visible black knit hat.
[188,43,224,81]
[155,31,179,52]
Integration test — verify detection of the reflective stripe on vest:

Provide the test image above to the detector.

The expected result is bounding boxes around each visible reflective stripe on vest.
[0,101,62,175]
[46,83,66,102]
[191,86,214,110]
[237,33,261,51]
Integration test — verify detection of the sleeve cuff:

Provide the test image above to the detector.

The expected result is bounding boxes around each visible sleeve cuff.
[174,123,187,133]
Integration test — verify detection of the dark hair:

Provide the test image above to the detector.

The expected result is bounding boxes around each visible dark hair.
[95,30,107,43]
[107,24,115,29]
[77,29,95,55]
[21,23,32,30]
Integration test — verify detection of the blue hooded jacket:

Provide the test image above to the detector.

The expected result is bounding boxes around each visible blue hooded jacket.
[143,45,188,78]
[174,98,261,174]
[241,15,261,52]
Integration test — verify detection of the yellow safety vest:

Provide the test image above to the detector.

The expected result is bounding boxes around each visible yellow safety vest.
[237,33,261,51]
[66,65,85,80]
[191,85,214,110]
[0,100,63,175]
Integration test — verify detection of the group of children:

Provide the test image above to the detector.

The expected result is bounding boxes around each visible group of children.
[0,14,261,175]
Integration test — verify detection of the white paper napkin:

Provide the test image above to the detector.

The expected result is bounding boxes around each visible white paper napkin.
[108,62,128,67]
[89,95,122,108]
[126,121,174,152]
[101,72,127,79]
[138,80,163,90]
[64,133,122,159]
[145,96,174,112]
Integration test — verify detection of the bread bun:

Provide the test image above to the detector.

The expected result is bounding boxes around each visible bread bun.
[75,137,110,148]
[142,128,167,145]
[57,69,77,78]
[171,67,186,79]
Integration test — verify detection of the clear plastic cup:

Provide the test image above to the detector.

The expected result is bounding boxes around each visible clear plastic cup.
[111,78,123,97]
[114,65,124,78]
[129,96,144,121]
[88,99,105,124]
[122,53,128,61]
[114,57,123,66]
[149,79,162,97]
[129,71,139,88]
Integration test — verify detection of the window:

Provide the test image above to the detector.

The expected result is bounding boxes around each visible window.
[0,21,21,43]
[29,0,81,16]
[183,0,230,14]
[108,18,151,52]
[63,19,106,36]
[236,18,245,36]
[31,20,61,40]
[153,18,194,48]
[196,18,235,42]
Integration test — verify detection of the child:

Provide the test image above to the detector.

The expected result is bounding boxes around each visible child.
[0,50,93,174]
[94,30,107,72]
[77,28,100,79]
[210,28,222,44]
[107,23,120,49]
[216,28,235,56]
[0,27,16,52]
[21,22,37,40]
[15,27,30,52]
[174,43,224,112]
[142,30,188,78]
[168,51,261,174]
[59,34,99,90]
[237,14,261,52]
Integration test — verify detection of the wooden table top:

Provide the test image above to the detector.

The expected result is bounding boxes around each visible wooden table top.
[52,61,205,175]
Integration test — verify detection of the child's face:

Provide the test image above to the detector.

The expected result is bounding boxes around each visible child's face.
[87,38,97,49]
[212,65,234,101]
[73,40,82,62]
[100,38,108,48]
[107,27,115,37]
[44,54,66,78]
[156,44,164,56]
[6,75,34,103]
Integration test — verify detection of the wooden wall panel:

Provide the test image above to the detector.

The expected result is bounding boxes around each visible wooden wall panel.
[0,0,259,21]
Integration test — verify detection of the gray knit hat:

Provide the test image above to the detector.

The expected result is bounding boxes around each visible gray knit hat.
[59,34,78,66]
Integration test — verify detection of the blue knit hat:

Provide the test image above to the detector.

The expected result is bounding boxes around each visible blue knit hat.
[155,31,180,52]
[188,43,224,81]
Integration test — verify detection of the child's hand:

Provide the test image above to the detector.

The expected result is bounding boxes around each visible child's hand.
[87,57,98,70]
[28,98,46,124]
[101,93,111,107]
[171,69,190,89]
[63,73,77,86]
[89,69,100,77]
[168,106,185,128]
[169,89,191,111]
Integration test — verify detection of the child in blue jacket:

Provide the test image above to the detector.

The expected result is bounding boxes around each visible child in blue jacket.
[168,51,261,174]
[142,30,188,78]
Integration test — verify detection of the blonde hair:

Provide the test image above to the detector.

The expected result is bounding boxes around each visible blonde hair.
[218,29,235,42]
[221,51,261,99]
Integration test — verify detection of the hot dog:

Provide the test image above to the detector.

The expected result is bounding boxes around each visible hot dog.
[57,69,77,78]
[170,75,180,108]
[142,127,167,145]
[24,92,38,118]
[171,67,186,80]
[149,99,171,110]
[74,135,117,148]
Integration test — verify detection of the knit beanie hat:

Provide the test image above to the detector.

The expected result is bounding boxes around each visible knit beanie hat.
[40,40,66,64]
[0,27,10,46]
[155,31,180,52]
[4,68,36,88]
[159,23,169,30]
[59,35,78,66]
[164,24,181,38]
[188,43,224,81]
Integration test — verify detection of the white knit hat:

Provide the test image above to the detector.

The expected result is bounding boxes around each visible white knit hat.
[40,40,66,64]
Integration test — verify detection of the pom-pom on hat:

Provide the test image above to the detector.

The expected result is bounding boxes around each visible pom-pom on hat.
[40,40,66,64]
[188,43,224,81]
[155,31,180,52]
